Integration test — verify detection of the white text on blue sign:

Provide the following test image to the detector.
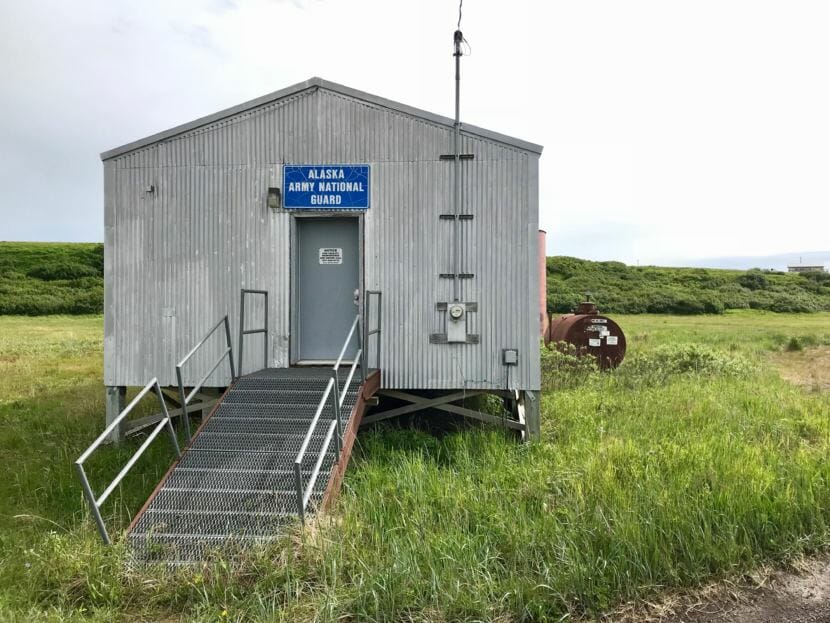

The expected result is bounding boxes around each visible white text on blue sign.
[283,165,370,209]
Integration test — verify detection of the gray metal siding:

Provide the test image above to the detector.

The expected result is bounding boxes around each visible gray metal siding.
[363,150,539,390]
[104,87,540,390]
[101,78,543,160]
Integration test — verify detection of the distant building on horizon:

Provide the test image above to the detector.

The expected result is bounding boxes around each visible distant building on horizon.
[787,264,827,273]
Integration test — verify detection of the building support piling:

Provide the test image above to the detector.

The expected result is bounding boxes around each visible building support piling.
[105,385,127,445]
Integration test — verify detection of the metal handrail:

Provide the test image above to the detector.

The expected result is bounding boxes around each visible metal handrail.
[175,315,235,442]
[331,315,361,432]
[293,313,362,524]
[75,378,181,544]
[238,289,269,377]
[364,291,382,373]
[292,293,382,524]
[340,349,362,410]
[293,378,340,524]
[304,419,337,505]
[295,378,336,464]
[333,315,360,372]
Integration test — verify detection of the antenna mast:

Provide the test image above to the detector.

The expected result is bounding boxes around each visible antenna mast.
[452,9,464,302]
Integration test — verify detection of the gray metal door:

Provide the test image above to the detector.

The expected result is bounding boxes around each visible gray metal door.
[295,218,359,362]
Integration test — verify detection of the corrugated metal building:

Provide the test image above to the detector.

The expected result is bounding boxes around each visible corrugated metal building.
[102,77,543,431]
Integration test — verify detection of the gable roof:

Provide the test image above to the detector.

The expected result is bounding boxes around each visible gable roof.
[100,77,543,161]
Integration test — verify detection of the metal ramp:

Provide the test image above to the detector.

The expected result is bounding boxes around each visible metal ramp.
[75,290,382,562]
[127,367,366,563]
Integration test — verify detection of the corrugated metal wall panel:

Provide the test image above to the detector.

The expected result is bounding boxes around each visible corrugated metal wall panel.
[105,87,540,391]
[105,93,313,387]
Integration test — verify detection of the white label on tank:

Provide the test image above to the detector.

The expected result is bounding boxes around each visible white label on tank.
[607,336,618,346]
[590,318,608,323]
[588,338,601,347]
[319,248,343,265]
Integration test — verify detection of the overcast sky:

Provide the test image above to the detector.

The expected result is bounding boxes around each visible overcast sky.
[1,0,828,266]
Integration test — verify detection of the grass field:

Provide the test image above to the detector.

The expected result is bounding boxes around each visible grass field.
[0,312,829,621]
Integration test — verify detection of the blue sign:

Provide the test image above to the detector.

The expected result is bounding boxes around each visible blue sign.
[283,164,370,210]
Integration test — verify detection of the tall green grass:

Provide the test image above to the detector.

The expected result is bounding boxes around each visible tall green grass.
[1,313,829,621]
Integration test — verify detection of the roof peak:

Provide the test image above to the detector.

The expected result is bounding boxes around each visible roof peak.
[101,77,543,160]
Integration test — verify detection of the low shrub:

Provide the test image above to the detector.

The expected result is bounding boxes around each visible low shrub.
[800,271,830,285]
[0,243,103,315]
[786,336,804,352]
[618,343,755,384]
[541,345,598,390]
[547,256,830,315]
[738,270,769,291]
[27,262,100,281]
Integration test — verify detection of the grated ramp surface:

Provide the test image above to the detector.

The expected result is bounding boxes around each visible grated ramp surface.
[128,367,360,564]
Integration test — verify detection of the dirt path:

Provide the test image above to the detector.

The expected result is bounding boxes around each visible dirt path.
[608,556,830,622]
[770,346,830,392]
[686,557,830,623]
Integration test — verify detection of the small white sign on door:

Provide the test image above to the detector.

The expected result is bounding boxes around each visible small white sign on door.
[319,248,343,265]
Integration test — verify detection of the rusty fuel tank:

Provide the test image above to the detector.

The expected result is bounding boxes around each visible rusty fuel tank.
[545,299,626,369]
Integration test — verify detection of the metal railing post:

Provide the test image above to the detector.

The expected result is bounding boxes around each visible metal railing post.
[175,316,235,441]
[224,315,236,380]
[364,296,370,371]
[74,378,181,544]
[357,314,365,384]
[378,292,383,368]
[75,463,110,544]
[363,291,382,373]
[237,290,246,376]
[238,290,269,377]
[331,371,343,450]
[175,366,191,442]
[294,462,305,525]
[156,383,181,457]
[263,292,269,370]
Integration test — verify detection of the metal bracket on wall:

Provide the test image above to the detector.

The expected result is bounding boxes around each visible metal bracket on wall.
[438,214,474,220]
[439,153,475,160]
[439,273,474,279]
[436,302,478,312]
[429,333,480,344]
